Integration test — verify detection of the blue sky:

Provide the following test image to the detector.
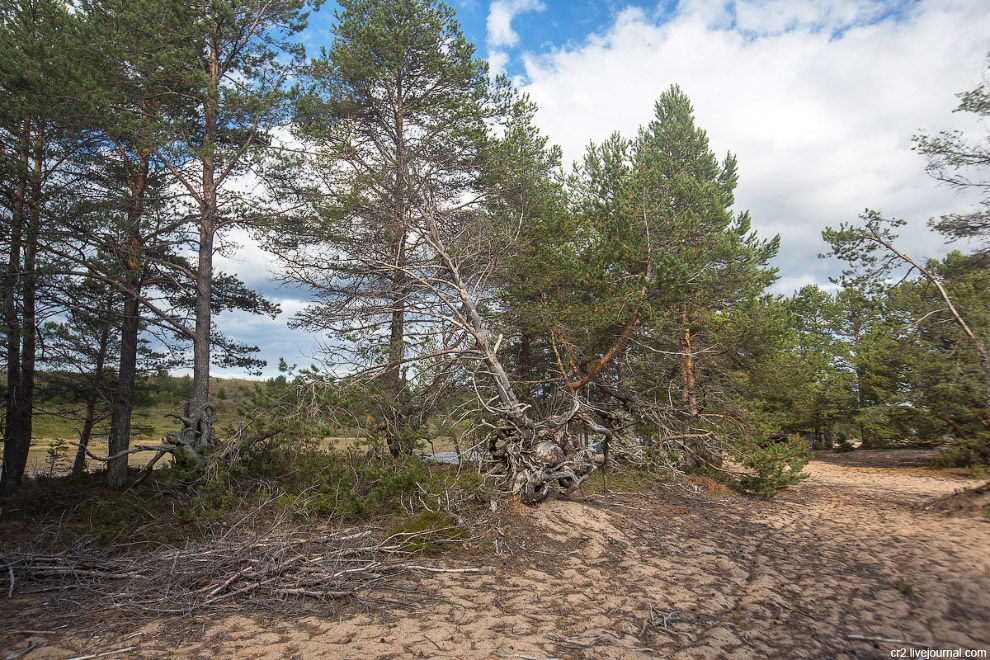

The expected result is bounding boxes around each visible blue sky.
[301,1,683,80]
[211,0,990,378]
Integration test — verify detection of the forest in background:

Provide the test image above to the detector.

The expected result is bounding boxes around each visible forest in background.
[2,0,989,506]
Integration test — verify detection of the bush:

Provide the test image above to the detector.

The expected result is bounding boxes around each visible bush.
[737,439,811,497]
[932,435,990,469]
[158,433,493,528]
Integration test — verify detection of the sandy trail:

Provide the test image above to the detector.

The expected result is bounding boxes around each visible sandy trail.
[3,449,988,659]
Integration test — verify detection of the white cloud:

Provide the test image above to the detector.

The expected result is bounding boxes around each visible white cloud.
[488,49,509,77]
[487,0,547,48]
[517,0,990,294]
[731,0,884,36]
[214,226,286,287]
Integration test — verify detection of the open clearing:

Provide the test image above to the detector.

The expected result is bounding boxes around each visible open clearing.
[2,449,988,659]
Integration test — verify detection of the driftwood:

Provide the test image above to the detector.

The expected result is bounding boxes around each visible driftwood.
[481,396,611,504]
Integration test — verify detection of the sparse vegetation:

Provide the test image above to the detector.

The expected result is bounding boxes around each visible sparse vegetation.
[894,579,916,598]
[1,2,989,658]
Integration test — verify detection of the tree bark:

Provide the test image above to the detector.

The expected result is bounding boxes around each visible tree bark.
[72,318,111,477]
[187,37,220,418]
[107,288,141,488]
[384,233,407,456]
[1,118,30,496]
[680,305,698,421]
[679,304,706,468]
[383,69,409,456]
[4,137,43,490]
[106,149,150,488]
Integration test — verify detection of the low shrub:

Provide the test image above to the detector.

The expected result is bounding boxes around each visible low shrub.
[737,438,811,498]
[932,435,990,469]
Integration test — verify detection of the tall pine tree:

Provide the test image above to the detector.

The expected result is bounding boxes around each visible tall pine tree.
[271,0,508,454]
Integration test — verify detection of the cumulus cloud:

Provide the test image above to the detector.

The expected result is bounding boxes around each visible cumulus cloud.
[729,0,886,36]
[487,0,547,48]
[488,49,510,77]
[517,0,990,293]
[209,296,319,377]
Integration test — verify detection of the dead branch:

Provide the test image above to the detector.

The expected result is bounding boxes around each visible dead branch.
[0,522,462,616]
[66,648,137,660]
[70,443,172,462]
[661,432,714,442]
[846,634,931,649]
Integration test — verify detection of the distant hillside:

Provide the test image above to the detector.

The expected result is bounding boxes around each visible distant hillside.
[5,372,268,471]
[22,371,262,441]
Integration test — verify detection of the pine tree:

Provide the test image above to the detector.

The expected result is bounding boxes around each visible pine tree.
[152,0,312,424]
[488,94,569,403]
[779,285,853,443]
[0,0,94,494]
[568,86,780,464]
[271,0,507,454]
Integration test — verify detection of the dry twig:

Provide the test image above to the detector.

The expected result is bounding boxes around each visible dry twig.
[846,634,931,648]
[1,522,457,617]
[65,648,136,660]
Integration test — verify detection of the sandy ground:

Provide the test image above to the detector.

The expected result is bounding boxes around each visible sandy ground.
[2,449,988,659]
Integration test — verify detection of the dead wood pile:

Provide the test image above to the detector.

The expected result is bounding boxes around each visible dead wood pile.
[1,524,468,616]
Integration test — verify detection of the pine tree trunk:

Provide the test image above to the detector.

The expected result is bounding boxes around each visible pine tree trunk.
[187,40,219,420]
[0,119,29,496]
[189,213,213,416]
[19,146,41,477]
[680,305,698,422]
[108,292,141,488]
[72,321,111,477]
[385,241,407,456]
[384,79,408,456]
[680,305,704,467]
[107,155,150,487]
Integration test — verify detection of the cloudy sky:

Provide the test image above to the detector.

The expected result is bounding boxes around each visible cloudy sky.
[213,0,990,378]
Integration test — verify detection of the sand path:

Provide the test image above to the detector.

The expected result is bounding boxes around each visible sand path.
[3,449,988,659]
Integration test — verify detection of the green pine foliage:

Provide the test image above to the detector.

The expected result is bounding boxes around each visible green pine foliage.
[738,438,811,498]
[561,85,787,475]
[267,0,512,454]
